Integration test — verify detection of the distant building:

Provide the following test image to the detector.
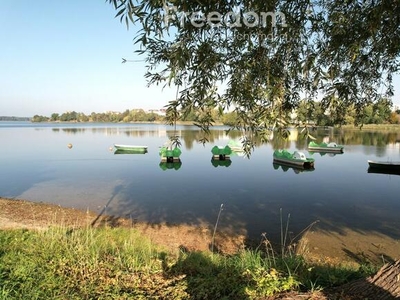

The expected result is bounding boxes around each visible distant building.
[146,109,166,116]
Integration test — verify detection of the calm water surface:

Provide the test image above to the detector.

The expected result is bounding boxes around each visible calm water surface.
[1,122,399,242]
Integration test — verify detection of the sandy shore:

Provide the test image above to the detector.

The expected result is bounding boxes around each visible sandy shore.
[0,197,245,254]
[1,197,399,264]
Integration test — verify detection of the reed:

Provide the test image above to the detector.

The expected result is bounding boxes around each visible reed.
[211,203,224,253]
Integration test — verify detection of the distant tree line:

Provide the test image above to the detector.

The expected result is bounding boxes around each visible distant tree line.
[0,116,31,121]
[31,109,164,123]
[295,98,400,126]
[31,99,400,126]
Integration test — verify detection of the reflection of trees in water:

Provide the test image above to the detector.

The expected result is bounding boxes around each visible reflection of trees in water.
[334,130,400,156]
[181,131,196,150]
[123,130,149,137]
[56,125,400,157]
[61,128,86,134]
[270,136,290,150]
[263,128,399,156]
[180,129,245,150]
[294,134,309,150]
[338,130,399,146]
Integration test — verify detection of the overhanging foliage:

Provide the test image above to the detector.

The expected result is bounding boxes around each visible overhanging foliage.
[107,0,400,144]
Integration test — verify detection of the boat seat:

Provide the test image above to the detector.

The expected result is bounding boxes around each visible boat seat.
[293,151,307,160]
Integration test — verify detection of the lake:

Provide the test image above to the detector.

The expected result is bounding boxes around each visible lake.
[1,122,399,244]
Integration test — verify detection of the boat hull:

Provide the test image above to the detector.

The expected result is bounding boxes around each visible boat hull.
[273,150,315,169]
[307,146,344,153]
[308,141,344,153]
[273,157,314,169]
[114,144,148,151]
[368,160,400,171]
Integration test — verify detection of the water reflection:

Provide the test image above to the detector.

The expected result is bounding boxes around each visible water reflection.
[308,151,343,157]
[159,161,182,171]
[327,129,400,156]
[289,128,400,157]
[45,124,400,157]
[367,167,400,176]
[272,163,315,174]
[211,158,232,168]
[114,149,148,155]
[2,122,400,247]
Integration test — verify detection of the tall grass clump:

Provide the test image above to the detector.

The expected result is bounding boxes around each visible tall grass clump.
[0,221,379,299]
[0,226,188,300]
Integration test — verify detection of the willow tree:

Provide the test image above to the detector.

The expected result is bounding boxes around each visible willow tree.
[107,0,399,148]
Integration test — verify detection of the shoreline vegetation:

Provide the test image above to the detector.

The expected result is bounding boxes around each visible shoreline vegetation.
[3,100,399,127]
[1,197,399,299]
[3,118,400,133]
[3,117,400,133]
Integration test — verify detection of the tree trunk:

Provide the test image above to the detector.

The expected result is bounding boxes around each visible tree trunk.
[332,259,400,299]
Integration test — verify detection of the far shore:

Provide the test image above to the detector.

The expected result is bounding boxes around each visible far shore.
[20,119,400,130]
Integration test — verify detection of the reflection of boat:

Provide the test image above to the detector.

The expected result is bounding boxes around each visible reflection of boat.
[307,141,344,153]
[367,167,400,176]
[273,163,314,174]
[273,150,315,169]
[114,144,148,151]
[367,160,400,171]
[308,151,342,157]
[211,158,232,168]
[114,148,148,155]
[159,161,182,171]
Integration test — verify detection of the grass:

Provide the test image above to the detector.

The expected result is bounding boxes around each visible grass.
[0,224,380,300]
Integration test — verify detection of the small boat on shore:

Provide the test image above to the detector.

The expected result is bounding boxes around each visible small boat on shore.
[307,141,344,153]
[367,160,400,171]
[114,144,148,151]
[273,150,315,169]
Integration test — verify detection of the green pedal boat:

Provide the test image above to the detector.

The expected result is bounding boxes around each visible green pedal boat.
[273,149,315,169]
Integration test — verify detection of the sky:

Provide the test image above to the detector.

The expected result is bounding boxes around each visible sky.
[1,1,399,117]
[0,0,177,117]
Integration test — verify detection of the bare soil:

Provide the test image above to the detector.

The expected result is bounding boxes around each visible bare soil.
[0,197,245,254]
[1,197,399,264]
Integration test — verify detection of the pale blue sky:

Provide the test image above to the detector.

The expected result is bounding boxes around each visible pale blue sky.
[0,0,176,117]
[1,1,399,117]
